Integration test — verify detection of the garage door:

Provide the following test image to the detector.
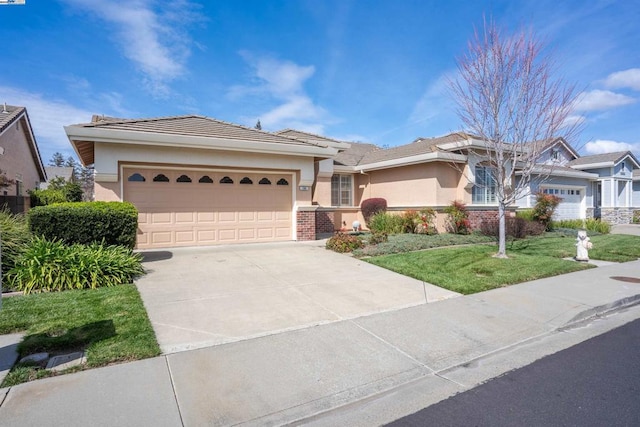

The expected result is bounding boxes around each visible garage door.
[123,168,293,249]
[541,187,584,220]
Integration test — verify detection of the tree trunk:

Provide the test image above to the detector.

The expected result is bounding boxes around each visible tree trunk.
[496,202,508,258]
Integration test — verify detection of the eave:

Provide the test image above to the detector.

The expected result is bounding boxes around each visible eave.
[65,125,338,167]
[355,151,468,172]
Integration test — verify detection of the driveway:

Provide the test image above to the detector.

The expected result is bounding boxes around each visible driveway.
[135,241,459,353]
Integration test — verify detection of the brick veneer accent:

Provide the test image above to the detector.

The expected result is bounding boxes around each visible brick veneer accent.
[467,209,499,230]
[315,210,335,234]
[296,210,316,240]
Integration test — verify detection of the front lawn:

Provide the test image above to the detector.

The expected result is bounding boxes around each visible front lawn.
[365,234,640,295]
[0,284,160,386]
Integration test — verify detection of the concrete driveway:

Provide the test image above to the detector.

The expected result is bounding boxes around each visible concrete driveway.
[135,241,459,353]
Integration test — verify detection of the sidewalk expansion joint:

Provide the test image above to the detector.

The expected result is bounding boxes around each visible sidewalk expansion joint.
[349,320,436,374]
[164,356,185,427]
[0,387,10,409]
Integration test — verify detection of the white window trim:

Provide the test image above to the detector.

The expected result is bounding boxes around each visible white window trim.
[331,174,354,207]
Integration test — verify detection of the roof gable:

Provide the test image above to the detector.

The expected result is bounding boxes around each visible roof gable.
[568,151,640,169]
[0,104,47,180]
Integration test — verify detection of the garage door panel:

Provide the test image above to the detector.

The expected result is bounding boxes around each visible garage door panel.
[218,229,238,241]
[124,168,293,249]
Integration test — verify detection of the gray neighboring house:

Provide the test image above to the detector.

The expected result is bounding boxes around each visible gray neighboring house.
[516,138,640,223]
[40,166,75,189]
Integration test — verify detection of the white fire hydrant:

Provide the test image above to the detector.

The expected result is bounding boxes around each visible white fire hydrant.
[575,229,592,262]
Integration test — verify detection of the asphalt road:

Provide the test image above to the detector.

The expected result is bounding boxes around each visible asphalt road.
[388,317,640,427]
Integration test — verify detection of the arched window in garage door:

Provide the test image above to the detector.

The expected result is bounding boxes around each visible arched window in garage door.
[127,173,146,182]
[153,174,170,182]
[176,174,192,183]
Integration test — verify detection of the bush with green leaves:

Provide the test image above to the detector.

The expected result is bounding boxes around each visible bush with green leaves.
[7,237,144,293]
[368,212,405,234]
[28,202,138,249]
[515,209,535,221]
[415,208,437,235]
[0,210,32,279]
[532,192,561,230]
[444,201,471,234]
[361,198,387,225]
[633,210,640,224]
[325,232,364,253]
[552,218,611,234]
[29,177,84,207]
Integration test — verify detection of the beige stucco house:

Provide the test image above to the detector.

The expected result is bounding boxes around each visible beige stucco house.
[0,104,47,212]
[65,114,639,249]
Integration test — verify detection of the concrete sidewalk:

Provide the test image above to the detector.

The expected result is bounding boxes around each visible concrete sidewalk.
[1,259,640,426]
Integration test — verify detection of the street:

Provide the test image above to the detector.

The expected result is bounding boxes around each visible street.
[388,317,640,426]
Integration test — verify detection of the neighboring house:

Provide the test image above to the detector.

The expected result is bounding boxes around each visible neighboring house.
[0,104,47,212]
[65,114,640,249]
[40,166,75,189]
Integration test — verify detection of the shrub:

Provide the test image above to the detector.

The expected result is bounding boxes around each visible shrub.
[552,218,611,234]
[368,212,404,234]
[444,201,471,234]
[400,210,419,233]
[633,210,640,224]
[368,231,389,245]
[28,202,138,249]
[415,208,437,235]
[480,218,545,239]
[532,192,561,230]
[0,210,32,279]
[361,198,387,225]
[29,178,84,207]
[515,209,535,221]
[325,232,364,253]
[7,237,144,293]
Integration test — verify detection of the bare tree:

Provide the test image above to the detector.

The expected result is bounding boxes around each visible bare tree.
[449,20,581,258]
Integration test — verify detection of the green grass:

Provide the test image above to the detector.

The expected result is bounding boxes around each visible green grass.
[0,285,160,386]
[365,234,640,295]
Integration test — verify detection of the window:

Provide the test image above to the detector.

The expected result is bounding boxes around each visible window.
[240,177,253,184]
[259,177,271,185]
[551,149,560,161]
[219,176,234,184]
[472,166,497,204]
[331,174,352,206]
[128,173,146,182]
[153,174,169,182]
[276,178,289,186]
[176,174,192,183]
[198,175,213,183]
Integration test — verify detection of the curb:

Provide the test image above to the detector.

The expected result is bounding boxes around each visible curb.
[564,294,640,327]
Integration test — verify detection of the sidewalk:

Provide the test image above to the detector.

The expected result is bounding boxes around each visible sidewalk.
[1,259,640,426]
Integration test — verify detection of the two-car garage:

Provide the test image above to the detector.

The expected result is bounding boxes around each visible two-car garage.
[123,167,295,249]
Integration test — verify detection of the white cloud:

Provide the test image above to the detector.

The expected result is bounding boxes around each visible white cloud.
[1,85,93,161]
[603,68,640,91]
[409,72,452,123]
[573,89,635,111]
[584,139,640,155]
[63,0,200,97]
[230,54,331,132]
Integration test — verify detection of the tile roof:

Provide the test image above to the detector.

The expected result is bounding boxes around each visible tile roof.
[0,104,25,133]
[567,151,632,166]
[358,132,471,165]
[73,115,322,147]
[275,129,379,166]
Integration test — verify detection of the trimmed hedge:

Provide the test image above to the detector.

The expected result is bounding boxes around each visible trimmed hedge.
[28,202,138,249]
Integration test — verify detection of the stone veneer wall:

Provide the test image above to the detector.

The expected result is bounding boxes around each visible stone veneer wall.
[600,207,634,225]
[296,210,316,241]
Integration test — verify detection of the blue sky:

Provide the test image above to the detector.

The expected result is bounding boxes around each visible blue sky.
[1,0,639,164]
